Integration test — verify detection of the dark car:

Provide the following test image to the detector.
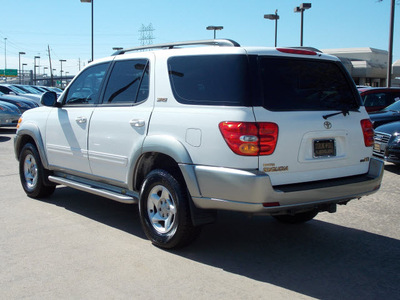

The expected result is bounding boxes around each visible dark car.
[0,91,38,113]
[369,100,400,128]
[358,87,400,112]
[373,121,400,165]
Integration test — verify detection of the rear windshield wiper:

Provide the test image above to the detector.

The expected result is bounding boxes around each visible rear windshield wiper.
[323,108,359,119]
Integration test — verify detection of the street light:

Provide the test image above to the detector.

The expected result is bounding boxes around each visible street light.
[294,3,312,46]
[387,0,395,87]
[81,0,94,62]
[22,63,27,84]
[206,26,223,39]
[19,52,26,84]
[264,10,280,47]
[4,38,7,83]
[34,56,40,84]
[60,59,66,88]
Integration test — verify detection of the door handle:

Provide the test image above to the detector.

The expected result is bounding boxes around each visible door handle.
[129,119,145,127]
[76,117,87,124]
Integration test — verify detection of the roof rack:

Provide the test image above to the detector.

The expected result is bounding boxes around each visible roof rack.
[112,39,240,55]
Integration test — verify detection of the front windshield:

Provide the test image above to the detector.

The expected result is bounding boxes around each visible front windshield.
[383,100,400,111]
[8,85,27,94]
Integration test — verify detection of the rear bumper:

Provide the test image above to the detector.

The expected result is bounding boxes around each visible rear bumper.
[180,158,384,214]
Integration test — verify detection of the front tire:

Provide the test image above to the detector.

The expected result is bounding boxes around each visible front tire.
[19,143,55,199]
[139,169,200,249]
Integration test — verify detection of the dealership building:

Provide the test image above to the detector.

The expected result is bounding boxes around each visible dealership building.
[322,47,400,87]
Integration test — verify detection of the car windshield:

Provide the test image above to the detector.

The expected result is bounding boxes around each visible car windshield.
[383,99,400,111]
[7,85,27,94]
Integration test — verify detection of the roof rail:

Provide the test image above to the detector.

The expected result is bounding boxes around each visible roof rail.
[112,39,240,55]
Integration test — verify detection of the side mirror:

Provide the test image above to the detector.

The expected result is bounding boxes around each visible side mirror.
[41,91,58,107]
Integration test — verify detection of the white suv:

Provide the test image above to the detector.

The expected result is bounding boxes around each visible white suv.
[14,40,384,248]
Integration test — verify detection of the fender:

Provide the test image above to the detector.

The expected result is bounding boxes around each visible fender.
[14,123,49,169]
[127,135,196,192]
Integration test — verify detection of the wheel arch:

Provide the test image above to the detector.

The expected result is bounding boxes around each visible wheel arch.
[14,125,49,169]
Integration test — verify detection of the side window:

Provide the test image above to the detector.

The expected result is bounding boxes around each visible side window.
[64,63,109,105]
[103,59,149,104]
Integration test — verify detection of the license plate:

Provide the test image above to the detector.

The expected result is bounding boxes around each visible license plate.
[314,139,336,158]
[373,143,381,152]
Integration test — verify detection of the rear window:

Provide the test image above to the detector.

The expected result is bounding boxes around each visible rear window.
[168,55,250,106]
[259,57,359,111]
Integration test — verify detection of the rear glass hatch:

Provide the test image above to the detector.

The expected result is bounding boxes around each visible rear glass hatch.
[251,54,370,186]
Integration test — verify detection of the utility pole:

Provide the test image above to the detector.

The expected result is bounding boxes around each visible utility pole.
[387,0,395,87]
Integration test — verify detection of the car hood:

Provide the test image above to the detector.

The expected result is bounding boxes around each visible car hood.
[375,121,400,135]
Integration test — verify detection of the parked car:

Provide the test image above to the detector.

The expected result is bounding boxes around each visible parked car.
[15,39,383,248]
[368,100,400,128]
[358,87,400,112]
[0,100,21,127]
[0,91,38,113]
[373,121,400,165]
[0,84,41,105]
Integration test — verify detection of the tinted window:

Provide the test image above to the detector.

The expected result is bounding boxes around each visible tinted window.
[259,57,359,111]
[168,55,250,106]
[64,63,109,105]
[362,93,388,107]
[103,59,149,104]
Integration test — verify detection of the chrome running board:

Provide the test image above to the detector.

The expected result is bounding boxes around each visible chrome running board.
[48,175,138,204]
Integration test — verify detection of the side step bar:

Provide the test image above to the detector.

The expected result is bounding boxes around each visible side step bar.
[48,175,138,204]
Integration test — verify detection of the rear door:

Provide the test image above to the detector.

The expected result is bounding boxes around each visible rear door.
[88,56,154,184]
[253,55,372,186]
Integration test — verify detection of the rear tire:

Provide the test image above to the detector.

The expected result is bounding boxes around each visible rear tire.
[19,143,55,199]
[139,169,200,249]
[273,210,318,224]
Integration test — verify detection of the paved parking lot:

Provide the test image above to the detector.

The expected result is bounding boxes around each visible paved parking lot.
[1,128,399,299]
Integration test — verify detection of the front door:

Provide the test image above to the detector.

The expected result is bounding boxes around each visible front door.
[45,62,110,174]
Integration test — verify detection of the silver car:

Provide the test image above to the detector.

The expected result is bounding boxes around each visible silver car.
[0,100,21,127]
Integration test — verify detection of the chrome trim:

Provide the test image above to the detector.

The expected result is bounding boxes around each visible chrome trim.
[48,175,138,204]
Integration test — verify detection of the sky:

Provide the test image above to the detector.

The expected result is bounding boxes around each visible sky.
[0,0,399,76]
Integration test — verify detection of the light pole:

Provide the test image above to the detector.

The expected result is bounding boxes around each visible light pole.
[19,52,26,84]
[34,56,40,84]
[206,26,223,39]
[81,0,94,62]
[264,10,280,47]
[387,0,395,87]
[4,38,7,83]
[294,3,312,46]
[60,59,66,88]
[22,63,27,85]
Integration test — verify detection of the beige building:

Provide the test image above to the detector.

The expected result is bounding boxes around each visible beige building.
[322,47,400,87]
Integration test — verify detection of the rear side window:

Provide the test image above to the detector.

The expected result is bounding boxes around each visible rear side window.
[259,57,359,111]
[103,59,149,105]
[168,55,250,106]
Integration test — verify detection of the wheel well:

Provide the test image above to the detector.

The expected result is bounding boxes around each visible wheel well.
[134,152,183,191]
[16,135,36,160]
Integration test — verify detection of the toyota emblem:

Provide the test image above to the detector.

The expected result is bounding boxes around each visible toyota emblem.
[324,121,332,129]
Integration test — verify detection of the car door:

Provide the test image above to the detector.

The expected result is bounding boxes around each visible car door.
[45,62,110,174]
[88,56,154,184]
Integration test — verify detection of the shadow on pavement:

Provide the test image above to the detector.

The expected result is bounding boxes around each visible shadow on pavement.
[43,186,399,300]
[384,163,400,175]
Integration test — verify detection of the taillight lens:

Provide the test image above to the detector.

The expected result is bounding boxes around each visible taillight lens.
[219,122,278,156]
[361,119,374,147]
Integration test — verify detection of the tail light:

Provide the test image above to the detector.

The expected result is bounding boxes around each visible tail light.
[219,122,278,156]
[360,119,374,147]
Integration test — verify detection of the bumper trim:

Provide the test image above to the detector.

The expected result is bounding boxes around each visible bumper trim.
[189,158,384,214]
